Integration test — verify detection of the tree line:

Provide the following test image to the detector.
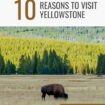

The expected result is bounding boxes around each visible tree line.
[0,50,73,75]
[0,49,105,75]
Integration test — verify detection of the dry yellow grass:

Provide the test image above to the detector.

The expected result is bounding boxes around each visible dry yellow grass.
[0,75,105,105]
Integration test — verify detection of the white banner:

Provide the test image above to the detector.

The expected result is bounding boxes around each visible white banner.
[0,0,105,26]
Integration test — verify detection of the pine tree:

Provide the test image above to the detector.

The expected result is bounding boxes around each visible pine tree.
[0,53,5,74]
[48,50,54,74]
[4,60,16,75]
[96,54,105,75]
[32,51,38,74]
[26,55,32,74]
[42,50,48,65]
[37,55,43,74]
[42,50,49,74]
[17,55,32,74]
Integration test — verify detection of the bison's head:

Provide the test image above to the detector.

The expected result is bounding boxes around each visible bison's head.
[63,93,68,99]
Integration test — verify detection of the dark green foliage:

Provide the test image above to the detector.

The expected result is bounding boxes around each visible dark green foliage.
[42,50,49,65]
[4,60,16,75]
[49,50,60,74]
[42,50,49,74]
[37,50,74,75]
[26,56,33,74]
[17,55,26,74]
[48,50,55,74]
[32,51,38,74]
[0,53,5,74]
[96,54,105,75]
[17,55,32,74]
[37,56,43,74]
[28,49,74,75]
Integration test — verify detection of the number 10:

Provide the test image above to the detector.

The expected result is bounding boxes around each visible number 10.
[15,0,35,20]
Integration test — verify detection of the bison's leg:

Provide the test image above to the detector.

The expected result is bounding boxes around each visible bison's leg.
[48,94,50,97]
[54,94,59,99]
[42,93,46,100]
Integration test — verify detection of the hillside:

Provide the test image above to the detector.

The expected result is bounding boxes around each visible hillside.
[0,27,105,75]
[0,27,105,43]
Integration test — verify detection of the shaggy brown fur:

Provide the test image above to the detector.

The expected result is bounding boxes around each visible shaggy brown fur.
[41,84,68,100]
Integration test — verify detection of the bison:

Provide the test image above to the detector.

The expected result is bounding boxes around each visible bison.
[41,84,68,100]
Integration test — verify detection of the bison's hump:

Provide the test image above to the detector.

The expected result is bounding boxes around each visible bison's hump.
[41,84,65,93]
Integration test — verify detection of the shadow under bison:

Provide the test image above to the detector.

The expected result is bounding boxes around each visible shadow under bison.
[41,84,68,100]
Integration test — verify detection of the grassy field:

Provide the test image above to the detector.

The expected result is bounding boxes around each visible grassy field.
[0,75,105,105]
